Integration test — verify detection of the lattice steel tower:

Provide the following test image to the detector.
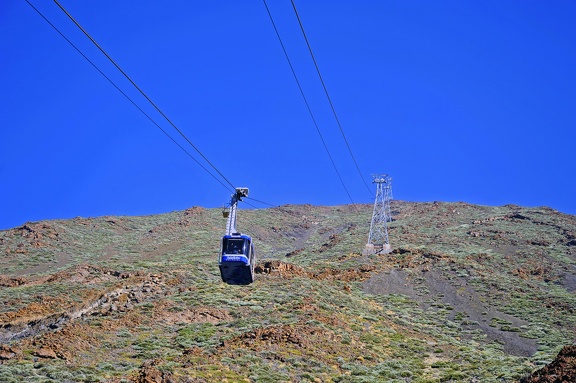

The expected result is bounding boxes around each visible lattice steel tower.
[364,174,393,255]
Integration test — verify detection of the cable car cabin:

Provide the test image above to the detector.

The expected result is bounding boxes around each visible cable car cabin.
[219,233,255,285]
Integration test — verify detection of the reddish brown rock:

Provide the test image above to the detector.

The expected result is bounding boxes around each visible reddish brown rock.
[135,359,175,383]
[520,345,576,383]
[34,347,57,359]
[0,345,16,360]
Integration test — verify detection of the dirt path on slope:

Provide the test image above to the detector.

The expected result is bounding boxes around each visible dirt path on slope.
[363,268,537,356]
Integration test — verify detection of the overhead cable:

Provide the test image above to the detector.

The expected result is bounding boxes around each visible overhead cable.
[246,196,276,207]
[290,0,374,198]
[262,0,356,207]
[53,0,236,191]
[25,0,233,194]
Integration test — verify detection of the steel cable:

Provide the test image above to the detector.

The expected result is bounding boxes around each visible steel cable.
[53,0,236,191]
[262,0,357,207]
[290,0,374,198]
[26,0,234,194]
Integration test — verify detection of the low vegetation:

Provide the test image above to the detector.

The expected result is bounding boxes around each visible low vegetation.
[0,201,574,382]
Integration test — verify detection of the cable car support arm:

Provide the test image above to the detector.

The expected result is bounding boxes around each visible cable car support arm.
[224,188,249,235]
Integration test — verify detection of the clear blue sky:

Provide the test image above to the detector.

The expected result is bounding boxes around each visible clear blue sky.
[1,1,575,230]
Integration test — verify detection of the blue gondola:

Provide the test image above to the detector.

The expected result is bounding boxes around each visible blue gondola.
[219,233,255,285]
[219,187,255,285]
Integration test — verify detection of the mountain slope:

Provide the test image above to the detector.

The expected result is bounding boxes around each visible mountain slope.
[0,202,575,382]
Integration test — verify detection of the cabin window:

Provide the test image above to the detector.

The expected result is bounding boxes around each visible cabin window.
[223,238,245,255]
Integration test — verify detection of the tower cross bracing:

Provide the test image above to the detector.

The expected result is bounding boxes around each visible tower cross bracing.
[364,174,392,255]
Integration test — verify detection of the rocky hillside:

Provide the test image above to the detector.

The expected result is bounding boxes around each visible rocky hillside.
[0,201,575,382]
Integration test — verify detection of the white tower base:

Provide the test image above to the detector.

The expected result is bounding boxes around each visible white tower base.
[363,243,392,255]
